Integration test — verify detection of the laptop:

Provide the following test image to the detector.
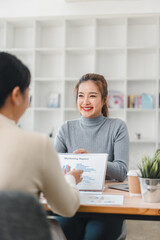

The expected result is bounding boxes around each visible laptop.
[108,183,129,192]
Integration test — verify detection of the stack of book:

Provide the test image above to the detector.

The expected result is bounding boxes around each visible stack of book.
[128,94,153,109]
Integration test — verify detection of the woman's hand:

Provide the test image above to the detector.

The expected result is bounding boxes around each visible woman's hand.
[64,166,83,184]
[68,169,83,184]
[64,165,70,174]
[73,149,88,154]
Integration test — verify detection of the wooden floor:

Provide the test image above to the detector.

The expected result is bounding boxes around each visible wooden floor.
[126,220,160,240]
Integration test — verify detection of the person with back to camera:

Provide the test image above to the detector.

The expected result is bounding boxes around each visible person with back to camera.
[0,52,83,240]
[54,73,129,240]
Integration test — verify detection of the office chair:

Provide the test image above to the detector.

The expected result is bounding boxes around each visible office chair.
[0,190,52,240]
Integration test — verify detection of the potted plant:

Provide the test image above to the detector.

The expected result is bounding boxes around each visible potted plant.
[138,150,160,203]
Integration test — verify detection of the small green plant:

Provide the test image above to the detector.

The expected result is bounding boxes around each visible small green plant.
[138,150,160,179]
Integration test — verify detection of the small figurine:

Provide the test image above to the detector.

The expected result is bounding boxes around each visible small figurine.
[135,133,141,139]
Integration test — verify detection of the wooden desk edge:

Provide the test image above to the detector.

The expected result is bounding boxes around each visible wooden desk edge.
[43,202,160,217]
[42,181,160,217]
[78,205,160,216]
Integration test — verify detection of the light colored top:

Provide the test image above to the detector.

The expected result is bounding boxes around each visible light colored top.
[55,115,129,181]
[0,113,80,217]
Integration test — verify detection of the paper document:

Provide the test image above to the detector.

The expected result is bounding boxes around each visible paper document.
[80,193,124,206]
[58,153,108,191]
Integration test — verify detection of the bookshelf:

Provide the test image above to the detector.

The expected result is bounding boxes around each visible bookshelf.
[1,15,160,169]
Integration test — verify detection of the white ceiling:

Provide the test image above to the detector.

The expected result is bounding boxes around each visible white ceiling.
[65,0,141,2]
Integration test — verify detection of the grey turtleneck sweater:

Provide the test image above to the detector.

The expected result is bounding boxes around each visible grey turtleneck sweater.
[54,115,129,182]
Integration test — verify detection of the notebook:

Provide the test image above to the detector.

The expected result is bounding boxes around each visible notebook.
[58,153,108,192]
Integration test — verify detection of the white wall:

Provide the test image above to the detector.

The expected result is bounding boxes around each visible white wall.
[0,0,160,18]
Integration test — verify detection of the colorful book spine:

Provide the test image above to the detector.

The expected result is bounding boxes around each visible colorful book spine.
[128,94,153,109]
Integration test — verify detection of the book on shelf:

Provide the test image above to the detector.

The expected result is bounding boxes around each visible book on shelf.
[141,94,153,109]
[128,95,141,108]
[108,90,124,109]
[47,92,60,108]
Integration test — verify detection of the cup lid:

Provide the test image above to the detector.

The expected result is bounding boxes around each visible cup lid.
[127,169,141,176]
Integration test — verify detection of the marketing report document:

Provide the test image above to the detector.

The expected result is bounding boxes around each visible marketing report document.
[58,153,108,191]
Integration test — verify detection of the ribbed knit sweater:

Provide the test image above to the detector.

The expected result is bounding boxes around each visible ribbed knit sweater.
[55,115,129,181]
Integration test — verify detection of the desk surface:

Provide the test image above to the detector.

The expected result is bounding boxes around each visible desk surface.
[43,181,160,219]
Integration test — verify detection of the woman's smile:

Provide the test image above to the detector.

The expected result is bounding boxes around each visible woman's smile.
[81,107,93,111]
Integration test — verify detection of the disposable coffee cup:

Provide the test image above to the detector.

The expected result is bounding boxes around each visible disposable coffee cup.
[127,170,141,196]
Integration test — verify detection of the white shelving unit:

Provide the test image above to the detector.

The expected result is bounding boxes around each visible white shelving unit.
[1,15,160,169]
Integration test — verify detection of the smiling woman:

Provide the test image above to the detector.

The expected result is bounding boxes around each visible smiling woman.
[54,73,129,240]
[75,73,109,118]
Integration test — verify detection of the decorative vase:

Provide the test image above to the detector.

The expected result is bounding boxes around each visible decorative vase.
[139,178,160,203]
